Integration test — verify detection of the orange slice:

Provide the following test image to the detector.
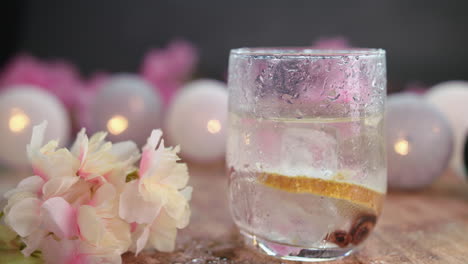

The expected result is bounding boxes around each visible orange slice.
[258,172,384,213]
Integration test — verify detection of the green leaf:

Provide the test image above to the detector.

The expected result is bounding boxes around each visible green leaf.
[0,224,19,250]
[125,170,139,182]
[0,250,43,264]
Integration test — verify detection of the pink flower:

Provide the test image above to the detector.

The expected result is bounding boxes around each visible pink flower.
[2,122,192,262]
[404,81,428,95]
[0,54,83,110]
[119,130,192,254]
[311,36,351,49]
[141,40,198,105]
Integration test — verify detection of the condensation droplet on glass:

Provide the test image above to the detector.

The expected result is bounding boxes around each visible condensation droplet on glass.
[328,93,341,101]
[325,61,332,72]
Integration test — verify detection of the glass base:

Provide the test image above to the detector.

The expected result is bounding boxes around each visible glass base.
[241,230,356,262]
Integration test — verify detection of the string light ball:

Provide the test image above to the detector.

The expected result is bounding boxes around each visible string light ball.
[386,93,453,190]
[425,81,468,180]
[0,85,70,168]
[88,74,162,146]
[165,79,228,163]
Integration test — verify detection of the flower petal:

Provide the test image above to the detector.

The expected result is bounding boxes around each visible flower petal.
[160,162,189,189]
[148,211,177,252]
[70,128,89,163]
[41,236,75,264]
[61,180,92,207]
[26,121,47,161]
[4,175,44,199]
[6,197,41,237]
[77,205,105,246]
[45,148,80,179]
[112,141,140,163]
[139,129,163,176]
[102,218,131,254]
[180,186,193,201]
[175,187,192,229]
[89,183,116,211]
[119,181,161,224]
[164,189,189,222]
[42,176,79,199]
[105,165,131,193]
[135,226,150,255]
[41,197,78,239]
[78,203,131,254]
[3,191,37,216]
[21,229,48,256]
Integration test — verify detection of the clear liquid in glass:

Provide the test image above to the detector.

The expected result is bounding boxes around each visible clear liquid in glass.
[227,112,386,254]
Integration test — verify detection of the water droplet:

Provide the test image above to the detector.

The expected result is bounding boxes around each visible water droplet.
[325,61,332,72]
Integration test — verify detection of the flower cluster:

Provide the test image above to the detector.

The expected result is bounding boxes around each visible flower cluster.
[1,122,192,264]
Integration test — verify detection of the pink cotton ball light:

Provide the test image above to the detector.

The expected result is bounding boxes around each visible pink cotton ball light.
[0,85,70,169]
[425,81,468,180]
[0,54,83,111]
[88,74,162,146]
[386,93,453,190]
[165,79,228,163]
[75,72,109,130]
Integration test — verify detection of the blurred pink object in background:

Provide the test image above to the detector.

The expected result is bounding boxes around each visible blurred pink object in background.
[141,40,198,105]
[0,54,83,110]
[311,36,351,49]
[404,81,428,95]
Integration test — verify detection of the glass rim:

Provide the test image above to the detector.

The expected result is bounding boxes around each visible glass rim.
[230,47,385,58]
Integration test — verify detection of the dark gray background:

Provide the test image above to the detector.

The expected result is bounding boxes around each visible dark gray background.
[2,0,468,90]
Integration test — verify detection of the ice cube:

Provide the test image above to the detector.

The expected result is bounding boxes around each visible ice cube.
[251,184,339,247]
[279,127,338,177]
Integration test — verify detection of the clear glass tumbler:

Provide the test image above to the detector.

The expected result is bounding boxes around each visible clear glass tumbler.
[227,48,386,262]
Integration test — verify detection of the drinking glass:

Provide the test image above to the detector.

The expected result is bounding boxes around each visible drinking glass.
[227,48,386,262]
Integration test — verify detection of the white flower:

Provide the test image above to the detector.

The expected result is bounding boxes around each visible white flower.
[78,183,131,254]
[70,129,140,184]
[119,129,192,254]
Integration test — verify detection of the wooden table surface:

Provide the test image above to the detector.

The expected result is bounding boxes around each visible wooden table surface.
[122,164,468,264]
[1,164,468,264]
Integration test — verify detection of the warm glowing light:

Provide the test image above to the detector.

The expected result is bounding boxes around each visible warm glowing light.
[207,119,221,134]
[107,115,128,135]
[9,109,30,133]
[394,139,410,156]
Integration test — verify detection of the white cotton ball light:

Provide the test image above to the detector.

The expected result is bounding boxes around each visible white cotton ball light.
[386,93,453,190]
[425,81,468,180]
[89,74,162,146]
[165,79,228,163]
[0,85,70,168]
